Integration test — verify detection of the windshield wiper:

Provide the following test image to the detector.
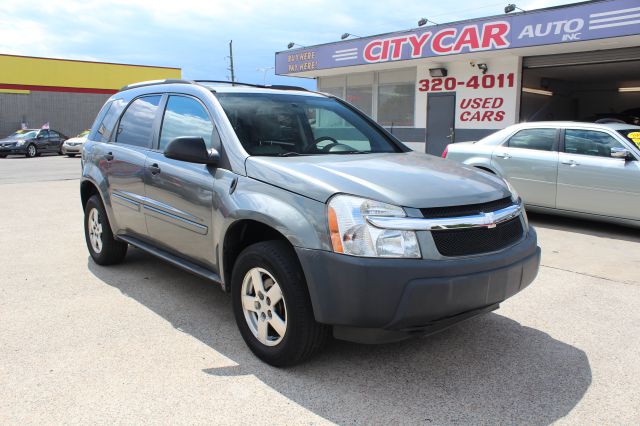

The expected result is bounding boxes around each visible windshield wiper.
[330,150,370,155]
[277,151,304,157]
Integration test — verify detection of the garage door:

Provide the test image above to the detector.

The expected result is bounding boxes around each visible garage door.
[521,47,640,124]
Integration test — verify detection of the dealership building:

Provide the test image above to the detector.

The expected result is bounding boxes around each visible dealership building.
[0,54,181,138]
[276,0,640,155]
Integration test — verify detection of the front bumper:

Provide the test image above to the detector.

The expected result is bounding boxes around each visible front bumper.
[62,145,82,154]
[296,227,540,343]
[0,146,26,155]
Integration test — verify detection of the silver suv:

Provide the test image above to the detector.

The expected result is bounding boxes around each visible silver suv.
[80,80,540,366]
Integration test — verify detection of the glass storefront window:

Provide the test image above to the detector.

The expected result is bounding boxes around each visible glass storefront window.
[377,83,415,127]
[346,85,373,116]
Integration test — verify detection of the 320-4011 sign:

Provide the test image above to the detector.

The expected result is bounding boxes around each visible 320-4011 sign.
[418,73,515,92]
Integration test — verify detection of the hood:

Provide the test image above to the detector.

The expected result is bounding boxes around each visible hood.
[245,152,510,207]
[65,137,87,143]
[0,138,21,143]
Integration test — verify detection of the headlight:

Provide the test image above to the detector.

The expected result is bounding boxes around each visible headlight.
[327,194,421,258]
[503,179,520,203]
[16,140,26,146]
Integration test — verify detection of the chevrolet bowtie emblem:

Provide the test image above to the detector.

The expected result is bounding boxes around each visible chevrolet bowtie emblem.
[484,211,497,228]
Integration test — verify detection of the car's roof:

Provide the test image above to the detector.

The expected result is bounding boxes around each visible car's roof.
[119,79,324,98]
[203,84,325,97]
[512,121,640,130]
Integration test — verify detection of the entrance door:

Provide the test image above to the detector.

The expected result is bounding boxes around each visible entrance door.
[426,92,455,156]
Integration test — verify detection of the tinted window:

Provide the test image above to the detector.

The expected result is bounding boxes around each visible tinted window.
[508,128,556,151]
[159,96,214,151]
[38,130,49,139]
[49,131,60,138]
[215,93,400,156]
[92,99,126,142]
[564,129,625,158]
[116,96,161,148]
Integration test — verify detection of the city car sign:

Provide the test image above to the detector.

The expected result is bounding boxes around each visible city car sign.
[276,0,640,74]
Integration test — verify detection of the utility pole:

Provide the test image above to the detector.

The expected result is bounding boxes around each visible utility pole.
[256,66,275,85]
[228,40,235,84]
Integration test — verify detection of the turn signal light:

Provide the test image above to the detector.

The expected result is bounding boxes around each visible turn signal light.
[328,206,344,253]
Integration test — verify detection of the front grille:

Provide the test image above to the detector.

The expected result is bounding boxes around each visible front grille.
[420,197,513,219]
[432,217,524,256]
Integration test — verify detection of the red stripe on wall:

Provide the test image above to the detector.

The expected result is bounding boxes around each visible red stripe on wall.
[0,83,118,95]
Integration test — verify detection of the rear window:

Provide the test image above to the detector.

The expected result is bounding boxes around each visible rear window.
[507,128,557,151]
[617,129,640,149]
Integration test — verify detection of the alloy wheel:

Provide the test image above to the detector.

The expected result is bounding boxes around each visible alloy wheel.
[88,207,103,254]
[241,267,287,346]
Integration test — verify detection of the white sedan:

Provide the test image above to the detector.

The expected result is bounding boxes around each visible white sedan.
[61,130,89,157]
[444,122,640,228]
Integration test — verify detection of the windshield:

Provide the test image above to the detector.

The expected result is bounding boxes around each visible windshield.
[7,130,37,140]
[215,92,401,156]
[77,130,90,138]
[618,129,640,149]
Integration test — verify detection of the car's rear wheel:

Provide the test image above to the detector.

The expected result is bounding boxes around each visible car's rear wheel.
[84,195,127,265]
[25,144,37,158]
[0,155,6,158]
[231,240,329,367]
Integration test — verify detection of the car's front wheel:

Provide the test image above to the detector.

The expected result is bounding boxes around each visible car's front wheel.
[25,144,37,158]
[231,241,329,367]
[84,195,128,265]
[67,154,76,158]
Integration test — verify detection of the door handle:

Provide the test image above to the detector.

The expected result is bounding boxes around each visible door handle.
[104,152,114,161]
[445,127,454,140]
[561,160,579,166]
[496,152,511,159]
[149,163,161,175]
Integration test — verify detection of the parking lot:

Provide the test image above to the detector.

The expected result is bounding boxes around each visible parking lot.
[0,155,639,424]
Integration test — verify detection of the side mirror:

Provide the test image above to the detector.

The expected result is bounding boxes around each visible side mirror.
[611,147,633,160]
[164,137,219,166]
[37,134,45,139]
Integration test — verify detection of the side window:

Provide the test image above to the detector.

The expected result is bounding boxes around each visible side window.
[159,96,214,151]
[49,131,60,138]
[564,129,626,158]
[507,128,556,151]
[92,99,125,142]
[38,130,49,139]
[116,96,161,148]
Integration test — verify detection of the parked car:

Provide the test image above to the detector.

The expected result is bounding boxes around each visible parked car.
[0,128,67,158]
[81,80,540,366]
[444,122,640,228]
[583,112,640,125]
[62,130,90,157]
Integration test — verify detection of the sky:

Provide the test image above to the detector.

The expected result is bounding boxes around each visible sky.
[0,0,578,89]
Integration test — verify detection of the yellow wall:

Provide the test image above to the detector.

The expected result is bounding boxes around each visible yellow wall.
[0,54,181,90]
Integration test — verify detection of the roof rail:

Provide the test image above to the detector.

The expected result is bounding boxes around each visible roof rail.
[194,80,308,92]
[120,79,194,91]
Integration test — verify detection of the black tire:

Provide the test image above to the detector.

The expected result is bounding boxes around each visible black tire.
[0,155,6,158]
[67,154,76,158]
[231,240,329,367]
[25,144,37,158]
[84,195,128,265]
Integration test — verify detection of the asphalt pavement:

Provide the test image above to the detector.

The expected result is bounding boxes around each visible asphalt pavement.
[0,155,638,424]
